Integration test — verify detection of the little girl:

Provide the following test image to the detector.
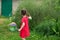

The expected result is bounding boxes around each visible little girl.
[18,9,32,40]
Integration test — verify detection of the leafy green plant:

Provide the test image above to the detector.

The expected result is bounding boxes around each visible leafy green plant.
[13,0,60,36]
[35,19,58,36]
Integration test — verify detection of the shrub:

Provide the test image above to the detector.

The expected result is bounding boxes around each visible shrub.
[14,0,60,35]
[35,19,57,35]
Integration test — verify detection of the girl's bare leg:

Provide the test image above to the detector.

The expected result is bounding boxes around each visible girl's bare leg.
[22,38,26,40]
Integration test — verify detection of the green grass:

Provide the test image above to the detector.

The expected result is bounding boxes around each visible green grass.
[0,18,60,40]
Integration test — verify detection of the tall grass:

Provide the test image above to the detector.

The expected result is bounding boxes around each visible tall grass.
[14,0,60,36]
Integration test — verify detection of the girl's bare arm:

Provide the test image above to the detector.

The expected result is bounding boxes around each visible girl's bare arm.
[18,22,25,31]
[28,16,32,19]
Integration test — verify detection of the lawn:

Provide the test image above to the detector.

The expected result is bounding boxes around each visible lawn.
[0,0,60,40]
[0,18,60,40]
[0,18,41,40]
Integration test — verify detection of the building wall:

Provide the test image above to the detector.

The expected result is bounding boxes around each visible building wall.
[12,0,20,15]
[0,0,1,16]
[0,0,20,16]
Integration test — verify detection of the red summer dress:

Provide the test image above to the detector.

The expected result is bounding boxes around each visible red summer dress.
[20,16,30,38]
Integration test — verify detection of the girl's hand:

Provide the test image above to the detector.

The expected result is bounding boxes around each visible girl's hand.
[28,16,32,19]
[18,29,21,32]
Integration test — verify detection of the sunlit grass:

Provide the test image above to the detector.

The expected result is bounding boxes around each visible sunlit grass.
[0,18,60,40]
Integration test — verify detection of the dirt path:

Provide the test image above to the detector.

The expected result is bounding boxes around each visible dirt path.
[0,18,7,24]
